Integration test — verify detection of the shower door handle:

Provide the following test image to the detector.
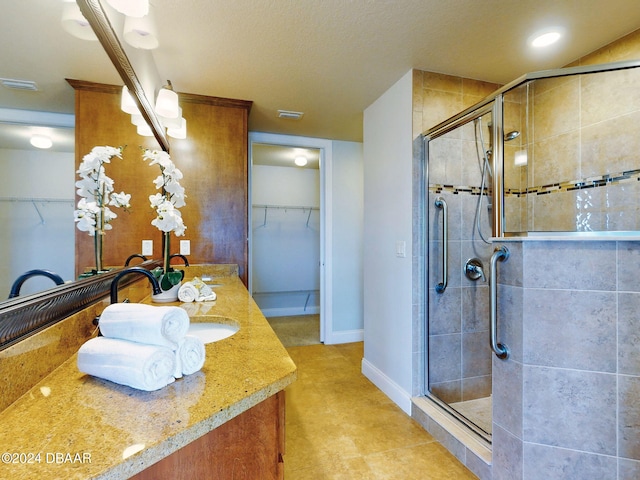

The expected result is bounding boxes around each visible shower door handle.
[490,246,509,359]
[435,197,448,293]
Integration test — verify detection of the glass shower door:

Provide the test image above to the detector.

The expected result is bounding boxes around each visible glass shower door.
[426,108,495,438]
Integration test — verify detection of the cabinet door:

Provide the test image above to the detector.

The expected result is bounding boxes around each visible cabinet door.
[131,391,284,480]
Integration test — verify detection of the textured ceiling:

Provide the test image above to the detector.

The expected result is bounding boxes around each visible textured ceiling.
[3,0,640,151]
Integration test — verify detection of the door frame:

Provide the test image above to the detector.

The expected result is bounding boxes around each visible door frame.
[248,132,333,343]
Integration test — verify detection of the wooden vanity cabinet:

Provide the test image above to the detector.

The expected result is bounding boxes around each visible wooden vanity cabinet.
[131,391,285,480]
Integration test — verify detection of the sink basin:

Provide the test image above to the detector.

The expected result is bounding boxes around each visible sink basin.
[187,319,239,344]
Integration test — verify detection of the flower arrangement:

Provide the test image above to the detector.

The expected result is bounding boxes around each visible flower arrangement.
[142,148,187,292]
[74,146,130,273]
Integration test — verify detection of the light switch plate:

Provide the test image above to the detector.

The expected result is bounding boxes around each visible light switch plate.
[395,240,406,258]
[180,240,191,255]
[142,240,153,256]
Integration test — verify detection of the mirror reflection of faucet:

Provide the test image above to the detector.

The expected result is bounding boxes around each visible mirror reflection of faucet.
[169,253,190,267]
[124,253,148,266]
[464,258,486,282]
[8,269,65,298]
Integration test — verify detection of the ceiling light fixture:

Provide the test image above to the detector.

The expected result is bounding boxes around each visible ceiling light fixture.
[30,135,53,149]
[105,0,149,18]
[122,81,188,139]
[121,86,140,114]
[61,0,98,41]
[167,118,187,140]
[294,156,308,167]
[155,82,180,119]
[529,28,563,48]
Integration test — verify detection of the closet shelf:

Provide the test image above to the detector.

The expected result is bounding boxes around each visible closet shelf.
[0,197,75,225]
[0,197,74,203]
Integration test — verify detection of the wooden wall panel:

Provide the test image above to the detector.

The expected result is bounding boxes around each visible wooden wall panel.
[71,81,251,284]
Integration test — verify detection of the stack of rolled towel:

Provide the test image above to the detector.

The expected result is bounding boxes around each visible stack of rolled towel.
[77,303,206,391]
[178,276,217,303]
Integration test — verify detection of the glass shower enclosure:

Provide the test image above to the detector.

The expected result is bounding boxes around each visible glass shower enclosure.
[423,59,640,445]
[426,103,496,440]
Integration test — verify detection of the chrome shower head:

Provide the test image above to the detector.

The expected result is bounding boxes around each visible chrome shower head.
[504,131,520,141]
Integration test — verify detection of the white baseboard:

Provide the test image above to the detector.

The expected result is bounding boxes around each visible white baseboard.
[323,328,363,345]
[361,358,412,415]
[260,306,320,318]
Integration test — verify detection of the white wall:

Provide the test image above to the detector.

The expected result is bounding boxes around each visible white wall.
[362,70,414,414]
[0,148,75,297]
[330,140,364,339]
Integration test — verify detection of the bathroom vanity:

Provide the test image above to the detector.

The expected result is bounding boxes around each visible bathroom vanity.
[0,265,296,479]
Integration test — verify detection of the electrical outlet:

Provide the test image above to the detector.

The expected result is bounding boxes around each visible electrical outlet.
[180,240,191,255]
[142,240,153,256]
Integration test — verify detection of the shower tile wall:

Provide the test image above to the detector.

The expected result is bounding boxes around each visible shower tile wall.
[503,29,640,234]
[493,240,640,480]
[413,71,500,406]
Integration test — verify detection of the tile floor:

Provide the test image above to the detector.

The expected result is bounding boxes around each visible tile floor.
[268,314,321,347]
[284,342,478,479]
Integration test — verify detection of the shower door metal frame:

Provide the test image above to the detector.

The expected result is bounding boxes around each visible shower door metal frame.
[422,100,497,444]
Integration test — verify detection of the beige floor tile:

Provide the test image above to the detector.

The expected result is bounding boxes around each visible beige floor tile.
[284,342,478,479]
[364,443,479,479]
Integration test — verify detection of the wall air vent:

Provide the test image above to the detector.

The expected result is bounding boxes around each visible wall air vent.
[277,110,304,120]
[0,78,39,91]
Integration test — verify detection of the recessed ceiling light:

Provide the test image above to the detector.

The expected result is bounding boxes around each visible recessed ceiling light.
[30,135,53,149]
[294,156,308,167]
[529,28,563,48]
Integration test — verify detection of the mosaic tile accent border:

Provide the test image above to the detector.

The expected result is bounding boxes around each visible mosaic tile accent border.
[429,184,491,196]
[429,168,640,197]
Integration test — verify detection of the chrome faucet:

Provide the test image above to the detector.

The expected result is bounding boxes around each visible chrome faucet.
[124,253,148,266]
[169,253,190,266]
[110,267,162,303]
[8,269,65,298]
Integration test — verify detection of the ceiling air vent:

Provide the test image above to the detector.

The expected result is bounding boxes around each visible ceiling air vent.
[0,78,39,91]
[277,110,304,120]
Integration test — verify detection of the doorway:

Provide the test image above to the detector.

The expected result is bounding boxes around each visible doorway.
[248,132,333,344]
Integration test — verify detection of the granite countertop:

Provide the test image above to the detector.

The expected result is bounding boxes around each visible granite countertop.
[0,267,297,479]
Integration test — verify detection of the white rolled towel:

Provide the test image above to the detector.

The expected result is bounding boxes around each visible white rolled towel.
[178,282,199,303]
[77,337,176,391]
[177,335,206,376]
[98,303,189,348]
[178,278,217,302]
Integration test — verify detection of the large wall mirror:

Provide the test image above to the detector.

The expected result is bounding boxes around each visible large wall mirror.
[0,0,166,347]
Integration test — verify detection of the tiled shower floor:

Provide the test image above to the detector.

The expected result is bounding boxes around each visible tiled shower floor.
[449,396,492,434]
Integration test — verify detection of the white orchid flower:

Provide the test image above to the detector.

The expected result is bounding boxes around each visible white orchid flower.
[73,146,129,237]
[144,148,187,238]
